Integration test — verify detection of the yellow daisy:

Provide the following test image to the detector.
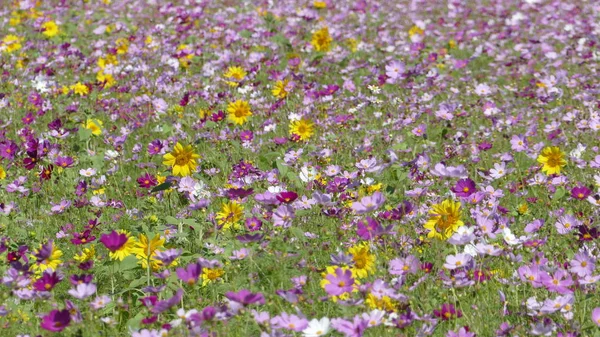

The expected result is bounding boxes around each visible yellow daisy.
[424,199,464,240]
[537,146,566,175]
[162,142,201,177]
[227,100,253,125]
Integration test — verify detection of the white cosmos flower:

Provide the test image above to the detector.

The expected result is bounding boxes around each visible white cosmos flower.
[302,317,330,337]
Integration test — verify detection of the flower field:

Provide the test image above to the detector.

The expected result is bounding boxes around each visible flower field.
[1,0,600,336]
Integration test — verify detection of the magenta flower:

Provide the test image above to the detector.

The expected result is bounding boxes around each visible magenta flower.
[434,303,462,321]
[324,268,354,296]
[452,178,476,198]
[276,191,298,204]
[40,309,71,332]
[245,217,263,231]
[33,270,62,292]
[571,186,591,200]
[137,173,158,189]
[99,231,127,252]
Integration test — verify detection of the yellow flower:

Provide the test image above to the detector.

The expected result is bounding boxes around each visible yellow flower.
[348,243,376,278]
[110,231,137,261]
[289,119,315,141]
[201,268,225,286]
[272,79,290,99]
[71,82,89,96]
[0,166,6,180]
[2,35,23,53]
[311,27,332,52]
[115,37,129,54]
[313,1,327,9]
[97,54,118,69]
[96,71,115,88]
[227,100,253,125]
[216,201,244,230]
[74,245,96,263]
[133,234,165,271]
[424,199,464,240]
[84,119,103,136]
[365,293,397,312]
[224,66,246,81]
[31,243,63,273]
[408,25,424,38]
[41,21,59,38]
[162,142,201,177]
[537,146,566,175]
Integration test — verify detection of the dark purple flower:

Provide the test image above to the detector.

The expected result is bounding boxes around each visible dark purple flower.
[40,309,71,332]
[70,230,96,245]
[99,231,128,252]
[33,271,62,292]
[434,303,462,320]
[226,188,254,199]
[571,186,592,200]
[276,191,298,204]
[137,173,157,189]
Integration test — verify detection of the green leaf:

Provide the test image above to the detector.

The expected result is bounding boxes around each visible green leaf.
[78,127,92,141]
[151,182,172,193]
[117,255,139,272]
[554,187,566,200]
[276,160,289,176]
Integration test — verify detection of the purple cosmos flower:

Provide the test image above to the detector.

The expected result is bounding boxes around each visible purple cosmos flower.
[272,204,295,228]
[389,255,420,275]
[151,289,183,314]
[68,282,97,299]
[226,289,265,313]
[570,252,595,277]
[147,140,163,155]
[446,327,475,337]
[452,178,476,198]
[245,217,263,231]
[176,262,203,285]
[99,231,127,252]
[543,269,573,294]
[154,249,182,267]
[351,192,385,214]
[40,309,71,332]
[443,254,473,270]
[324,268,354,296]
[331,316,368,337]
[592,307,600,327]
[55,156,74,168]
[271,312,308,332]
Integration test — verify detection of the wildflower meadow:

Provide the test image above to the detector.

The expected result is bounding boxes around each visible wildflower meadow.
[2,0,600,336]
